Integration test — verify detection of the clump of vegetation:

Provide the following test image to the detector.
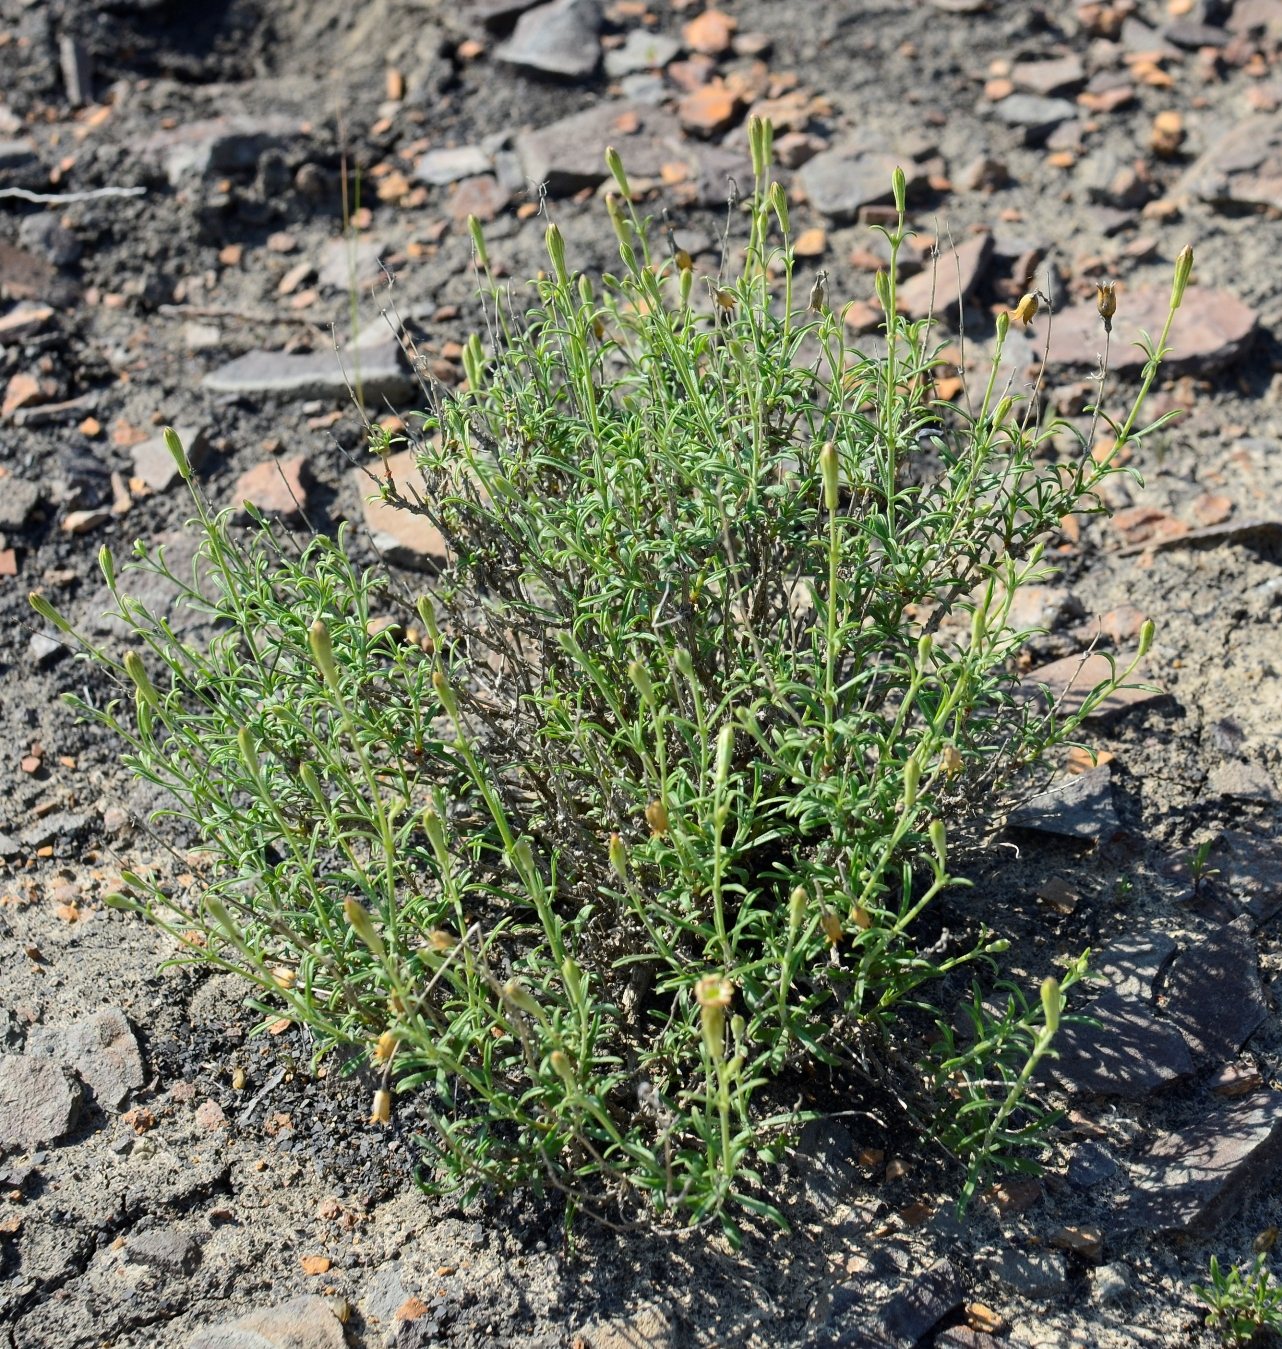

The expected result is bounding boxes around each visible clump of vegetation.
[1194,1252,1282,1345]
[34,118,1191,1236]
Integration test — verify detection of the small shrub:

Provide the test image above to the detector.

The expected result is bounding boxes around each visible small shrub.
[37,118,1190,1236]
[1194,1253,1282,1346]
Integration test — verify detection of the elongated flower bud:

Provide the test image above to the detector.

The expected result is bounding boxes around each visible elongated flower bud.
[163,426,192,481]
[929,819,947,868]
[422,806,448,861]
[1040,976,1063,1035]
[550,1049,576,1088]
[715,724,734,789]
[415,595,439,643]
[123,651,160,709]
[891,166,907,215]
[609,832,627,881]
[605,145,631,198]
[28,591,74,635]
[788,886,807,942]
[819,441,839,513]
[299,761,323,802]
[645,799,669,836]
[344,897,384,959]
[768,180,789,235]
[545,223,568,286]
[204,896,239,939]
[695,975,733,1062]
[98,544,116,590]
[1137,617,1155,658]
[673,647,695,680]
[462,332,484,390]
[627,659,655,708]
[373,1030,398,1063]
[236,726,262,784]
[309,619,339,690]
[432,669,460,722]
[605,192,629,246]
[467,214,489,269]
[1171,244,1193,310]
[994,310,1010,344]
[917,633,933,669]
[1095,280,1117,333]
[747,114,770,180]
[502,979,541,1016]
[903,756,921,809]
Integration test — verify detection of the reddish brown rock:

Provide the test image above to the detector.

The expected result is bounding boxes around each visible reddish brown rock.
[1049,285,1256,375]
[677,81,740,138]
[682,8,737,55]
[898,233,992,320]
[353,451,448,571]
[232,455,311,521]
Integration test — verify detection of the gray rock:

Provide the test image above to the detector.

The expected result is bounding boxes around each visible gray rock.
[19,811,90,849]
[496,0,601,78]
[990,95,1078,142]
[188,1295,347,1349]
[1091,1263,1130,1305]
[1007,765,1119,843]
[203,342,412,403]
[572,1303,675,1349]
[0,477,43,530]
[1067,1140,1118,1189]
[361,1265,413,1327]
[26,1007,145,1111]
[1124,1093,1282,1234]
[28,632,65,668]
[794,1118,859,1208]
[1093,932,1177,1001]
[416,145,492,186]
[0,1054,82,1148]
[1215,831,1282,927]
[1011,54,1085,96]
[798,149,901,223]
[17,214,81,267]
[142,114,302,187]
[604,28,681,77]
[876,1259,964,1344]
[618,72,668,106]
[317,237,389,291]
[125,1228,202,1275]
[1049,285,1256,376]
[1161,923,1268,1064]
[1049,989,1193,1097]
[516,101,681,195]
[131,425,210,492]
[897,232,992,320]
[983,1247,1070,1298]
[0,139,38,173]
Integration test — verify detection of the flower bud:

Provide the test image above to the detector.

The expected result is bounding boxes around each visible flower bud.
[373,1030,398,1063]
[929,819,947,868]
[645,799,669,836]
[1040,976,1063,1035]
[28,591,73,635]
[994,310,1010,344]
[502,979,541,1016]
[1137,617,1155,658]
[695,975,733,1062]
[917,632,933,669]
[788,885,807,942]
[605,144,631,199]
[124,651,160,710]
[673,647,695,680]
[422,806,448,861]
[309,619,339,690]
[609,832,628,881]
[627,659,656,708]
[819,441,839,513]
[820,910,842,946]
[461,218,488,277]
[768,180,789,234]
[903,756,921,809]
[163,426,192,480]
[715,724,734,789]
[1172,243,1193,310]
[545,223,568,286]
[236,726,261,780]
[605,192,630,246]
[891,166,907,216]
[550,1049,576,1088]
[98,544,116,590]
[344,897,385,959]
[748,114,770,180]
[874,268,892,314]
[432,669,460,722]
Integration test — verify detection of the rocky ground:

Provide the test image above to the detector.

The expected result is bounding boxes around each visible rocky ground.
[2,0,1282,1345]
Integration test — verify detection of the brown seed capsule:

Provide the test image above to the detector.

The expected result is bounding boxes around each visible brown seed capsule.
[1095,279,1117,333]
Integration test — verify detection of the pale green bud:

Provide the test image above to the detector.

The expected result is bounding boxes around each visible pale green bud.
[788,886,807,942]
[163,426,192,480]
[545,223,568,286]
[467,214,489,269]
[343,896,385,959]
[549,1049,576,1088]
[1040,976,1063,1035]
[715,724,734,789]
[1137,618,1155,658]
[502,979,541,1016]
[673,647,695,680]
[309,619,339,690]
[903,756,921,809]
[124,650,160,710]
[98,544,116,590]
[605,144,631,198]
[608,832,627,882]
[891,166,907,215]
[1172,243,1193,310]
[432,669,460,722]
[929,819,947,868]
[28,591,73,635]
[768,180,789,235]
[819,441,839,513]
[627,659,655,708]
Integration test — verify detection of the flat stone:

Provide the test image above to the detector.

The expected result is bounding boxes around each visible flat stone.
[1020,650,1166,724]
[317,237,389,291]
[496,0,601,78]
[1049,989,1193,1098]
[1207,758,1278,803]
[26,1007,145,1111]
[990,94,1079,142]
[1213,831,1282,926]
[1093,931,1177,1001]
[141,114,302,187]
[1161,923,1268,1064]
[189,1295,347,1349]
[516,101,682,195]
[203,342,412,403]
[131,425,210,491]
[1012,54,1085,96]
[353,451,448,571]
[1007,765,1119,843]
[0,476,43,529]
[0,303,54,339]
[1049,285,1257,375]
[982,1247,1069,1298]
[1066,1140,1119,1189]
[898,233,992,320]
[125,1228,202,1275]
[795,1118,860,1208]
[875,1259,964,1345]
[62,507,111,535]
[603,28,681,77]
[232,455,311,522]
[415,145,492,186]
[798,148,901,224]
[0,1055,82,1147]
[1124,1093,1282,1234]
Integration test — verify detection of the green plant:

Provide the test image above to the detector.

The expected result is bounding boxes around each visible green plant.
[35,118,1190,1237]
[1194,1254,1282,1345]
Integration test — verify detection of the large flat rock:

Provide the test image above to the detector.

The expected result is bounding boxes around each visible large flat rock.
[203,341,412,404]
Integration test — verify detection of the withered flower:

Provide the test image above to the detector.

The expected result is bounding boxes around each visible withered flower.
[1095,280,1117,333]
